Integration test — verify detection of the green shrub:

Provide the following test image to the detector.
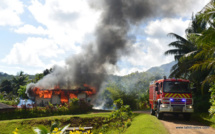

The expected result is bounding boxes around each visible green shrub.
[0,99,19,105]
[101,99,133,133]
[209,84,215,117]
[0,99,92,120]
[193,93,211,113]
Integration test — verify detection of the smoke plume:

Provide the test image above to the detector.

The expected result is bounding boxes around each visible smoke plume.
[26,0,196,96]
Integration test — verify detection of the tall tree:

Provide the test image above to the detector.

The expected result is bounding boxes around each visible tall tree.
[191,0,215,84]
[43,68,52,76]
[164,33,196,61]
[17,85,28,99]
[164,1,214,112]
[165,14,207,80]
[12,71,28,95]
[164,33,197,78]
[0,79,13,93]
[34,73,44,82]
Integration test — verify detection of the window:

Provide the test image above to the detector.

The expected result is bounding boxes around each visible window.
[163,81,190,93]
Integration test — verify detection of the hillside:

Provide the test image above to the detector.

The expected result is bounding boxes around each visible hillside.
[107,61,176,90]
[146,61,176,77]
[0,72,35,83]
[0,61,175,89]
[0,72,13,83]
[97,61,176,109]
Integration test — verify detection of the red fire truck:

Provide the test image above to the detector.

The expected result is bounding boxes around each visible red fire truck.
[149,77,194,120]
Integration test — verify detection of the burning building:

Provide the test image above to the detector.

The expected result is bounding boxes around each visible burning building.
[25,0,196,107]
[28,84,96,106]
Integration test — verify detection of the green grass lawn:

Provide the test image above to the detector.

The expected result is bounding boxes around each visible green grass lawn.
[0,113,111,134]
[0,112,110,123]
[125,114,168,134]
[94,113,168,134]
[0,112,168,134]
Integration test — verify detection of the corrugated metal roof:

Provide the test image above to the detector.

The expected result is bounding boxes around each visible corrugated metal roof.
[0,102,15,109]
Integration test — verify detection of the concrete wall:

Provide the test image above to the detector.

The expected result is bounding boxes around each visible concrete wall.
[35,96,51,106]
[51,95,61,105]
[35,92,88,106]
[77,93,87,101]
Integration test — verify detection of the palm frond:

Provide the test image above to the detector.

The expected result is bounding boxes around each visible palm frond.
[202,75,215,87]
[164,49,183,55]
[167,33,190,44]
[195,42,215,59]
[200,0,215,20]
[186,13,207,34]
[171,63,178,72]
[198,28,215,44]
[174,55,182,61]
[190,59,215,71]
[167,41,185,48]
[183,50,198,58]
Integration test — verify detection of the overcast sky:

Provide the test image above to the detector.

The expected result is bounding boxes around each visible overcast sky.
[0,0,210,76]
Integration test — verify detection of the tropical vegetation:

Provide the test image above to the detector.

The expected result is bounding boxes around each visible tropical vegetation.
[164,0,215,115]
[1,0,215,133]
[0,99,92,120]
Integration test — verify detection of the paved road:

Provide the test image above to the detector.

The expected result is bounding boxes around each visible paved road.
[134,111,215,134]
[160,114,215,134]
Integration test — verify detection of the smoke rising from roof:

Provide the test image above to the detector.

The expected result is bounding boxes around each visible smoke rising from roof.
[26,0,197,95]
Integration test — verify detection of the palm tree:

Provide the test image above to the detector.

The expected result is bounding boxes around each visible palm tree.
[164,33,196,61]
[164,14,207,78]
[164,14,212,95]
[12,71,28,95]
[186,14,207,35]
[193,0,215,115]
[190,0,215,84]
[165,34,198,79]
[165,14,206,60]
[199,0,215,22]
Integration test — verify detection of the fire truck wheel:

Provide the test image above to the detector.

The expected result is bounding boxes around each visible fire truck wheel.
[150,108,155,115]
[183,113,191,121]
[157,111,163,119]
[156,105,163,119]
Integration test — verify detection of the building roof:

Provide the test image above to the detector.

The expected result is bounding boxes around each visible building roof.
[0,102,16,110]
[40,88,93,91]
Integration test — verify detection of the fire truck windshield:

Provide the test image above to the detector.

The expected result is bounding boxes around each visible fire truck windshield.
[163,81,190,93]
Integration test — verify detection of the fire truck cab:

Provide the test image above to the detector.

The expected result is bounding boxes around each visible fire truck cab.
[149,77,194,120]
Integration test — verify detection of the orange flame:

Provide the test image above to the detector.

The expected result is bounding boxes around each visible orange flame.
[54,90,61,95]
[60,91,68,103]
[83,84,96,96]
[32,84,96,104]
[69,93,77,99]
[44,90,52,98]
[33,87,40,95]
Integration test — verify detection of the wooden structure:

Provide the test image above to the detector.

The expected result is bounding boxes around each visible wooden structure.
[0,102,16,112]
[34,88,93,106]
[65,127,93,133]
